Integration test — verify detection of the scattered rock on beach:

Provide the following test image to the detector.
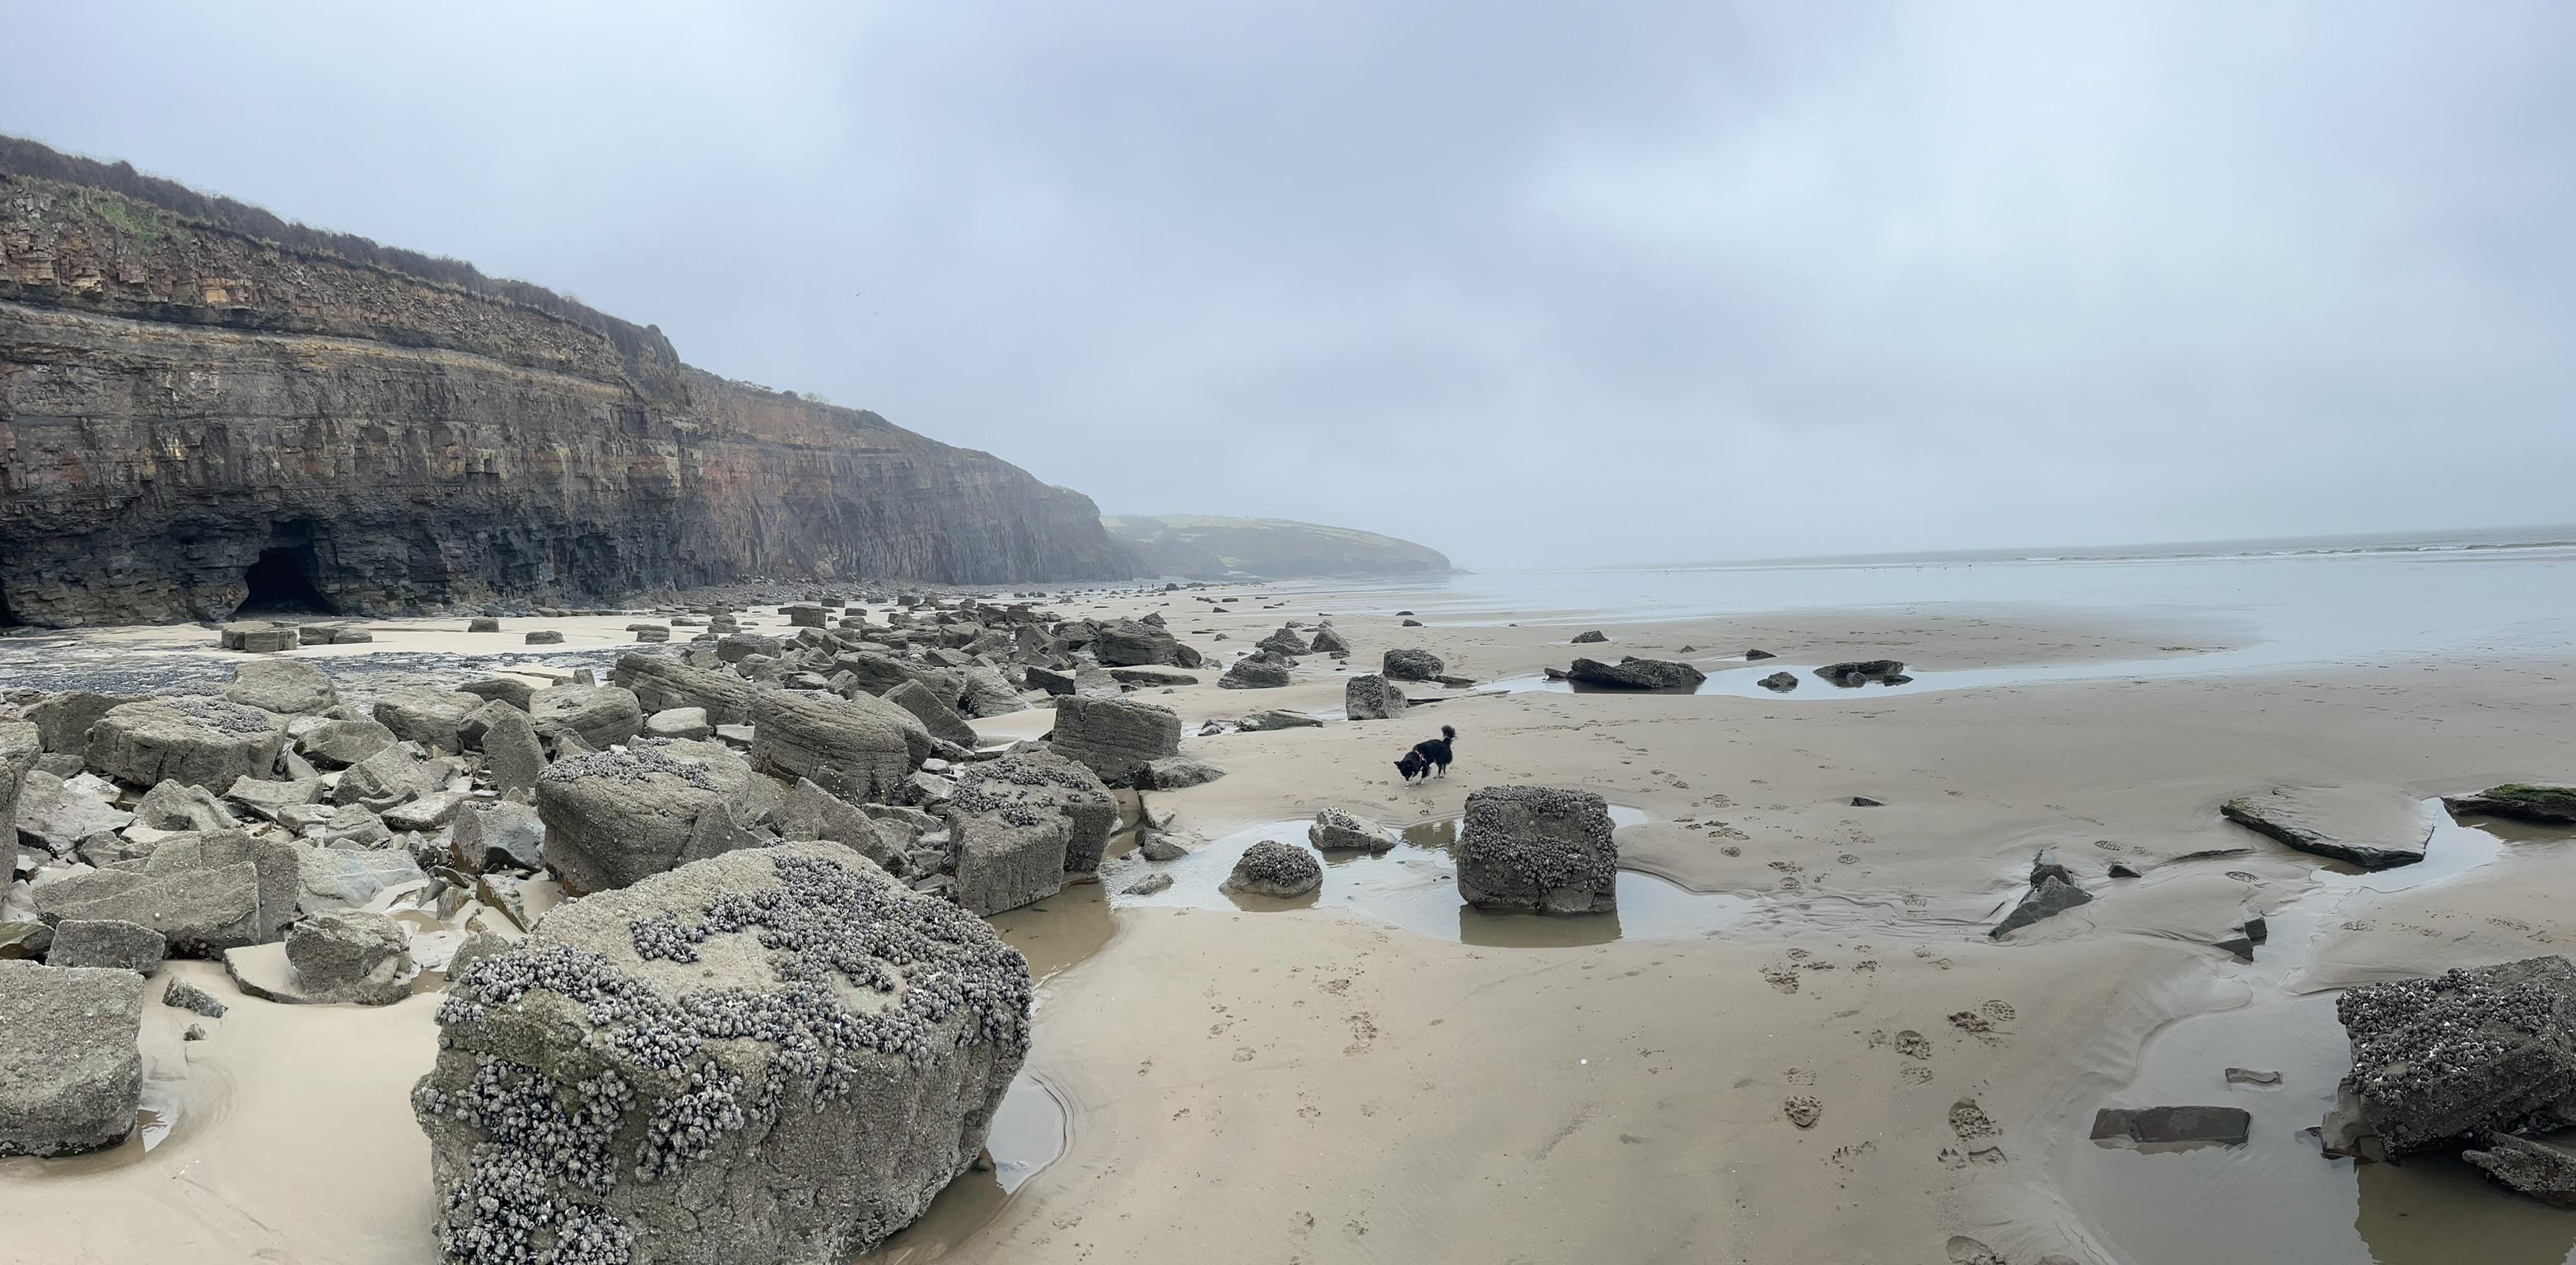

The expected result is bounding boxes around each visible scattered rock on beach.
[750,689,931,803]
[2221,785,2434,870]
[413,842,1031,1263]
[1345,674,1407,721]
[1457,786,1617,914]
[1816,660,1911,687]
[1225,839,1323,897]
[1048,695,1182,786]
[84,697,287,791]
[1123,872,1174,896]
[1094,618,1201,669]
[1989,875,2091,939]
[1571,629,1608,644]
[1382,648,1444,682]
[46,918,166,973]
[2465,1133,2576,1207]
[1239,709,1322,732]
[0,959,144,1156]
[1309,807,1397,852]
[1757,672,1799,693]
[2089,1105,2251,1146]
[2444,784,2576,824]
[222,660,339,715]
[1135,756,1227,791]
[1220,656,1293,689]
[537,737,763,894]
[1567,656,1706,690]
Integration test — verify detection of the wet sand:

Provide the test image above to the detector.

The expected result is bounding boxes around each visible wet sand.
[7,579,2576,1263]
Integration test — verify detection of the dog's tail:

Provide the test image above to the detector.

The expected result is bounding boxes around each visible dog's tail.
[1441,725,1457,741]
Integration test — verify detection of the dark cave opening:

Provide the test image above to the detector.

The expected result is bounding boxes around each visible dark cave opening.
[0,585,20,628]
[236,544,336,616]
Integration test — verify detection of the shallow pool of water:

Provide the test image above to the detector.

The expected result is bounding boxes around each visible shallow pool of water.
[2068,806,2576,1264]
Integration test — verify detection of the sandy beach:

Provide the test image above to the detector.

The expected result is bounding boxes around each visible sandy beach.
[5,562,2576,1265]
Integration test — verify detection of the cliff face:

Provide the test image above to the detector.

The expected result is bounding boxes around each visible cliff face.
[0,151,1136,626]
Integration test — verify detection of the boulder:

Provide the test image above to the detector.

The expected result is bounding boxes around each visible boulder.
[222,774,324,824]
[770,778,907,876]
[1566,656,1706,690]
[222,660,340,715]
[538,738,764,894]
[2465,1134,2576,1208]
[413,842,1031,1262]
[1135,757,1227,791]
[281,910,414,1005]
[1255,628,1311,656]
[14,769,134,857]
[458,677,539,712]
[453,799,549,873]
[1382,648,1444,682]
[524,629,566,645]
[2445,784,2576,825]
[85,697,287,791]
[947,808,1071,916]
[27,692,144,754]
[295,846,428,916]
[297,717,397,768]
[1024,665,1077,697]
[32,829,299,955]
[0,721,35,873]
[1308,626,1351,654]
[2221,785,2434,870]
[1570,629,1608,644]
[645,707,715,740]
[1239,709,1323,732]
[1757,672,1799,693]
[1815,660,1911,688]
[884,679,980,747]
[1309,807,1398,852]
[1048,695,1182,786]
[1106,666,1197,687]
[750,690,931,803]
[2327,956,2576,1157]
[1344,674,1407,721]
[163,978,227,1018]
[371,686,484,751]
[133,779,238,832]
[946,750,1118,875]
[0,960,144,1156]
[1224,840,1322,898]
[956,667,1029,718]
[466,617,501,632]
[1456,786,1617,914]
[1990,875,2093,938]
[334,745,436,811]
[528,685,646,752]
[1094,618,1200,668]
[46,919,165,973]
[385,790,473,833]
[477,704,548,796]
[1220,656,1292,689]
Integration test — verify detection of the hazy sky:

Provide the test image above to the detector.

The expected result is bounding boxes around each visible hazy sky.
[6,2,2571,570]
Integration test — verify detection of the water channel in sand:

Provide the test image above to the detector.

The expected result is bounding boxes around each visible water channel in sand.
[2068,805,2576,1265]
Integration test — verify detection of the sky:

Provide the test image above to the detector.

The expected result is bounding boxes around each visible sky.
[4,2,2571,571]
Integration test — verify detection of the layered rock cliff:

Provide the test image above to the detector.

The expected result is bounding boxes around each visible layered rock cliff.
[0,139,1136,627]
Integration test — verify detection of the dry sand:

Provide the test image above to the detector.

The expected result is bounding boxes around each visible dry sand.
[6,580,2574,1264]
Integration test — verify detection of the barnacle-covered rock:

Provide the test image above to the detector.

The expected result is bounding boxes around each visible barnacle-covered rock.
[83,696,287,791]
[947,749,1118,880]
[413,841,1032,1265]
[536,738,764,896]
[1223,839,1322,898]
[2325,955,2576,1158]
[1455,786,1617,914]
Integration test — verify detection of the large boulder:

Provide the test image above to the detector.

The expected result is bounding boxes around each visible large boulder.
[222,660,340,715]
[946,808,1071,916]
[884,679,980,747]
[1255,628,1311,656]
[334,745,437,811]
[0,721,37,873]
[0,960,144,1156]
[770,778,907,876]
[371,687,485,751]
[956,667,1029,718]
[46,919,166,973]
[476,703,549,796]
[946,750,1118,875]
[1308,625,1351,654]
[1048,695,1181,786]
[1220,656,1293,689]
[1224,840,1322,898]
[133,778,238,832]
[529,685,646,752]
[1094,618,1201,668]
[1345,675,1407,721]
[2326,956,2576,1158]
[751,690,931,803]
[281,910,415,1005]
[30,829,300,955]
[2222,785,2435,870]
[1381,648,1445,682]
[452,799,549,873]
[297,717,397,769]
[84,697,287,791]
[1566,656,1707,691]
[26,692,143,755]
[537,738,764,894]
[13,768,132,858]
[413,842,1032,1263]
[645,707,714,740]
[1815,660,1911,687]
[1456,786,1617,914]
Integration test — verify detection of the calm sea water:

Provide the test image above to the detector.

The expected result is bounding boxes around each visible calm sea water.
[1286,524,2576,679]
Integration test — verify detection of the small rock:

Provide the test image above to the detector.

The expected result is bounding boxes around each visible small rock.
[2225,1067,2282,1085]
[2089,1104,2252,1146]
[1224,840,1322,898]
[1122,873,1174,896]
[162,978,227,1018]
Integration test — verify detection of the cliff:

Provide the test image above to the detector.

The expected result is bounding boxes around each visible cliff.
[1102,513,1453,581]
[0,138,1137,627]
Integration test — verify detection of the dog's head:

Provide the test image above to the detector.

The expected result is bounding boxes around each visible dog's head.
[1395,751,1428,779]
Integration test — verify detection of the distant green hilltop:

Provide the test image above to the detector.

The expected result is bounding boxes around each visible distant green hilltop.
[1102,514,1454,581]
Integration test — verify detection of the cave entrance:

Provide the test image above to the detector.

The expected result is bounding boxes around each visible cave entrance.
[237,543,335,616]
[0,585,20,628]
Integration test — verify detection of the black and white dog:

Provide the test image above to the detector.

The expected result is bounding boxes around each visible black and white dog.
[1395,725,1457,782]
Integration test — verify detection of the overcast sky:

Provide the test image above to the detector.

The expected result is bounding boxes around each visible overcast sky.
[6,2,2571,570]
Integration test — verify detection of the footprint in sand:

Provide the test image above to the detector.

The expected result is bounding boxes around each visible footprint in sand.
[1946,1235,2008,1265]
[1979,999,2015,1023]
[1901,1066,1936,1085]
[1894,1030,1933,1060]
[1760,964,1801,994]
[1948,1098,2000,1140]
[1784,1095,1822,1128]
[1785,1066,1818,1085]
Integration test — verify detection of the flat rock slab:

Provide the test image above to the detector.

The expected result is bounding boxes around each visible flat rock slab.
[2091,1105,2252,1146]
[222,941,418,1006]
[2445,784,2576,825]
[2222,785,2434,870]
